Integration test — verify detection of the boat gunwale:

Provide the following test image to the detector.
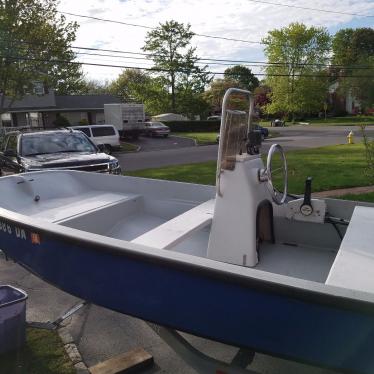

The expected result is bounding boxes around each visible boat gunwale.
[1,205,374,316]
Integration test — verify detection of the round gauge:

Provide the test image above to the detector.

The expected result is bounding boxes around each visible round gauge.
[300,204,313,216]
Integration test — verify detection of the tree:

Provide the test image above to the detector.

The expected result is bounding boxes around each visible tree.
[77,79,111,95]
[203,78,249,114]
[263,23,331,120]
[224,65,259,91]
[0,0,83,113]
[204,78,237,109]
[332,28,374,112]
[332,28,374,67]
[254,85,271,112]
[143,20,211,113]
[109,69,170,115]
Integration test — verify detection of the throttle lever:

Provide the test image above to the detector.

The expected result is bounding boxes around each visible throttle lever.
[300,177,313,216]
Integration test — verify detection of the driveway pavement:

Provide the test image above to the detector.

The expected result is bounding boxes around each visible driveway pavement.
[117,126,368,171]
[130,135,195,152]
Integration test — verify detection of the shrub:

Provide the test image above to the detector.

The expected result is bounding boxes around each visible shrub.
[79,118,89,125]
[53,114,70,127]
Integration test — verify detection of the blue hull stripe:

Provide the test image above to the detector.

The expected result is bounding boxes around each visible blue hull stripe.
[1,224,374,374]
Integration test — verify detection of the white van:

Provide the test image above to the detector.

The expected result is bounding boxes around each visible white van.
[70,125,120,154]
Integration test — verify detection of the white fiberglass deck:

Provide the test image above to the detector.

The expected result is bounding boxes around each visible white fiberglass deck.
[56,194,337,284]
[1,171,339,286]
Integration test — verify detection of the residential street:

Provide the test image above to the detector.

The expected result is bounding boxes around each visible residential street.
[117,125,372,171]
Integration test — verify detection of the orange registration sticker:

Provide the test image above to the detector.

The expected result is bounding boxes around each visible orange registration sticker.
[31,233,41,245]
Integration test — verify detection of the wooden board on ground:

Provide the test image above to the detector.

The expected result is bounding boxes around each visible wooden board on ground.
[89,348,153,374]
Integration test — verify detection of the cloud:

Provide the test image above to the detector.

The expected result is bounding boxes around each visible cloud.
[59,0,374,81]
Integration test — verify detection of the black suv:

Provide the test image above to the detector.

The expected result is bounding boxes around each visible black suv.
[0,129,121,176]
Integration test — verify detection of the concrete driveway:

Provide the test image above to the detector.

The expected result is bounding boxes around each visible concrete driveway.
[125,135,195,152]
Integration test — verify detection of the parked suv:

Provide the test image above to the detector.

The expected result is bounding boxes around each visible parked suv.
[0,129,121,176]
[70,125,120,154]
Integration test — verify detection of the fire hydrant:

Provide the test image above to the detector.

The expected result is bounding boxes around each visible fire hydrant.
[347,131,354,144]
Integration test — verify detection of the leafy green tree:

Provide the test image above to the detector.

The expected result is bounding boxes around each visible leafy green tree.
[77,79,111,95]
[109,69,169,115]
[143,20,211,112]
[263,23,331,120]
[224,65,259,91]
[0,0,83,113]
[203,77,249,114]
[332,28,374,112]
[203,78,237,109]
[332,28,374,67]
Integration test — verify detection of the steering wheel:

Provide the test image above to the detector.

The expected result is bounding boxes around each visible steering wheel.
[265,144,288,205]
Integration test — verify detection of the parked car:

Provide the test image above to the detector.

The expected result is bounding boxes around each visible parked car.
[207,115,221,121]
[70,125,120,154]
[216,124,268,142]
[255,124,269,140]
[143,122,170,137]
[271,119,285,127]
[0,129,121,176]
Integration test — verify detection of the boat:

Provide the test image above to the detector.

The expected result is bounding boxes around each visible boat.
[1,88,374,374]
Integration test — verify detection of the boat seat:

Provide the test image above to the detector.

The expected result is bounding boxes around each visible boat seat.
[30,192,139,223]
[132,199,215,249]
[326,206,374,293]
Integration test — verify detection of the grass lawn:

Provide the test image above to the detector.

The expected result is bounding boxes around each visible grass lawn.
[127,143,371,196]
[174,131,280,145]
[173,132,218,145]
[260,116,374,127]
[128,160,217,185]
[307,116,374,126]
[338,192,374,203]
[118,141,138,152]
[0,328,75,374]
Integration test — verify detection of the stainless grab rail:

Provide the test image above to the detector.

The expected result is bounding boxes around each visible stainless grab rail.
[216,88,254,196]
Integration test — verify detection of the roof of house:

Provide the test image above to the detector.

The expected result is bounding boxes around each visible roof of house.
[3,92,122,112]
[3,91,56,110]
[55,94,122,110]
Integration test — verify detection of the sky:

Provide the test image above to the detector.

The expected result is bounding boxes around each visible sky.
[58,0,374,82]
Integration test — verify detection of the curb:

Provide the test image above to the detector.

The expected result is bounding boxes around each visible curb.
[169,134,198,146]
[58,327,89,374]
[116,143,141,154]
[314,186,374,198]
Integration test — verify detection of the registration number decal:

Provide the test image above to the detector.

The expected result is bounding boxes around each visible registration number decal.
[0,220,40,243]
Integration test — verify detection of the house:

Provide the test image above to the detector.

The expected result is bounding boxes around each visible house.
[328,81,361,115]
[0,90,122,128]
[152,113,188,122]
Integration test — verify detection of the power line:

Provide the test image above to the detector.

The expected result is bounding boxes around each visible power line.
[246,0,374,18]
[59,11,265,45]
[3,54,373,78]
[73,50,374,70]
[5,39,372,70]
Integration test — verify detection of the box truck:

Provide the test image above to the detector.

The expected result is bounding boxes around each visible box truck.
[104,103,145,139]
